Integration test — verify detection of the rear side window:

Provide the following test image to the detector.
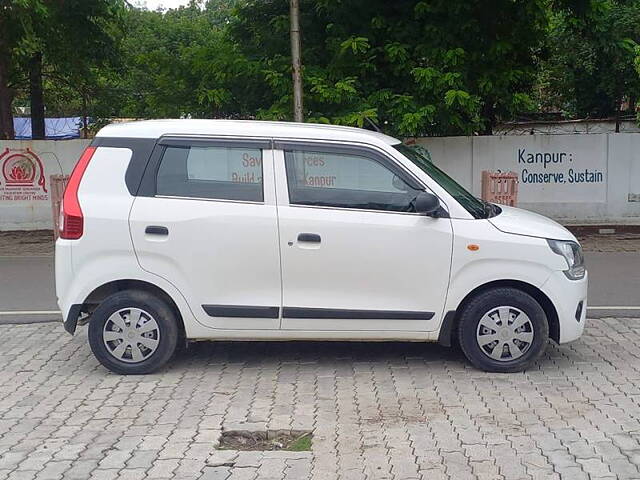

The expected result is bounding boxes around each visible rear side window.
[156,145,263,202]
[284,149,421,212]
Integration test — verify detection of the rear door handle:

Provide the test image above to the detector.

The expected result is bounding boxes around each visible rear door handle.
[297,233,321,243]
[145,225,169,236]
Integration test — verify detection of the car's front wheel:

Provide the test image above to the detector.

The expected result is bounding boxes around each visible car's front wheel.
[88,290,179,374]
[458,287,549,373]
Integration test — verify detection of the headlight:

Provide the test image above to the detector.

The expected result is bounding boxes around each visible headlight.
[547,239,585,280]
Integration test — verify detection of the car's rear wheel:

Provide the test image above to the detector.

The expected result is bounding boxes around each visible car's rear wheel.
[458,287,549,373]
[88,290,179,374]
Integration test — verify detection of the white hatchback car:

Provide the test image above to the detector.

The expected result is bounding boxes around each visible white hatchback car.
[56,120,587,374]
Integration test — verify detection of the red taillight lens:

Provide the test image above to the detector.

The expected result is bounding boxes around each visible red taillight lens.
[59,146,96,240]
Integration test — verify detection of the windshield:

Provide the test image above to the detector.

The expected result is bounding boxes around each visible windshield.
[394,143,491,219]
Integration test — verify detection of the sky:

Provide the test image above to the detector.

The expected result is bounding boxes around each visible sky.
[135,0,192,10]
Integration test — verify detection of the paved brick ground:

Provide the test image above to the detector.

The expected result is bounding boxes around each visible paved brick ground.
[2,318,640,479]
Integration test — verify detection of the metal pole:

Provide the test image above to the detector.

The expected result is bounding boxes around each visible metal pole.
[290,0,304,122]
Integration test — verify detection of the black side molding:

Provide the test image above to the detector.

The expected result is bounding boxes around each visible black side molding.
[437,310,457,347]
[202,305,280,319]
[201,305,437,321]
[282,307,434,320]
[64,304,83,335]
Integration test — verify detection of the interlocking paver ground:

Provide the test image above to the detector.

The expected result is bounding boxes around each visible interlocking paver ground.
[1,318,640,479]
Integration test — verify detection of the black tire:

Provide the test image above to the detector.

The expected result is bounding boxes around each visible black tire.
[458,287,549,373]
[88,290,179,375]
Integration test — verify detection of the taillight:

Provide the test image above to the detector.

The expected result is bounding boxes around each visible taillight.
[59,146,96,240]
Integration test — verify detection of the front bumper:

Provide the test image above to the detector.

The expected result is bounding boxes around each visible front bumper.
[541,270,588,344]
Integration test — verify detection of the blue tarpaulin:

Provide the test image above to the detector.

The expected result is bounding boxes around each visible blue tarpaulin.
[13,117,83,139]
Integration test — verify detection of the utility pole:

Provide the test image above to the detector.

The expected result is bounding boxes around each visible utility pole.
[290,0,304,122]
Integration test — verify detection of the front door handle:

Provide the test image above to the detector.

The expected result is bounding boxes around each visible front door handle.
[145,225,169,236]
[297,233,321,243]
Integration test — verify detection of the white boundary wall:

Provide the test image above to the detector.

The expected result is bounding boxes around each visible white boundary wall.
[0,134,639,230]
[415,133,640,224]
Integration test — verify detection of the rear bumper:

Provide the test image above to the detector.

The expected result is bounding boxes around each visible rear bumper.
[541,270,588,344]
[56,239,77,334]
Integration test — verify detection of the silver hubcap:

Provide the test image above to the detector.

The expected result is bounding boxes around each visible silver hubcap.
[476,306,534,362]
[103,308,160,363]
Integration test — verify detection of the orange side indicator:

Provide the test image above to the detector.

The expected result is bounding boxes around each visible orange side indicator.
[467,244,480,251]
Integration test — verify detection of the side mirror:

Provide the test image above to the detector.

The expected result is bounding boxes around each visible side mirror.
[413,191,441,216]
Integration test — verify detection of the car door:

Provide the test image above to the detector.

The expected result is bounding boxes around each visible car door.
[129,137,282,330]
[274,142,453,332]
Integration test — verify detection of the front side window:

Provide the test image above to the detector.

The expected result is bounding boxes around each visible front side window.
[284,149,422,212]
[156,145,263,202]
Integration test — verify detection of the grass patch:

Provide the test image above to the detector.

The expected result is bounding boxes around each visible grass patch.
[217,430,312,452]
[286,432,312,451]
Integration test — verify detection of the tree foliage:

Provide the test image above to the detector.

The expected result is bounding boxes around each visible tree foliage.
[2,0,640,138]
[0,0,48,138]
[537,0,640,120]
[228,0,548,136]
[2,0,125,138]
[111,1,257,119]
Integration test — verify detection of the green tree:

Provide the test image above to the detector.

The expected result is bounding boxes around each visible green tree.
[0,0,124,139]
[106,1,255,120]
[537,0,640,127]
[229,0,550,136]
[9,0,632,138]
[0,0,47,139]
[32,0,124,138]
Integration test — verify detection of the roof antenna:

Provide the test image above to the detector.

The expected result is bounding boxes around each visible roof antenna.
[364,116,381,132]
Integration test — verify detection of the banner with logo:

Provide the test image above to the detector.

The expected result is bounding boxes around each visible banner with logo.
[0,140,90,230]
[0,148,49,202]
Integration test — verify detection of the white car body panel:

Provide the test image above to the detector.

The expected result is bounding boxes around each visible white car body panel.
[57,147,137,319]
[55,146,201,338]
[444,218,567,315]
[276,206,452,331]
[272,149,453,331]
[541,270,587,343]
[489,205,577,241]
[96,119,400,145]
[55,120,588,352]
[128,197,282,330]
[128,148,280,330]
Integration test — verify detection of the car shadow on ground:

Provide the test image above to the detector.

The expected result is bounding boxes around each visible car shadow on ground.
[164,338,576,375]
[174,339,464,364]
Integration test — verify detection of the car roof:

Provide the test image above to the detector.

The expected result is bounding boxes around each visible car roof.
[95,119,401,146]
